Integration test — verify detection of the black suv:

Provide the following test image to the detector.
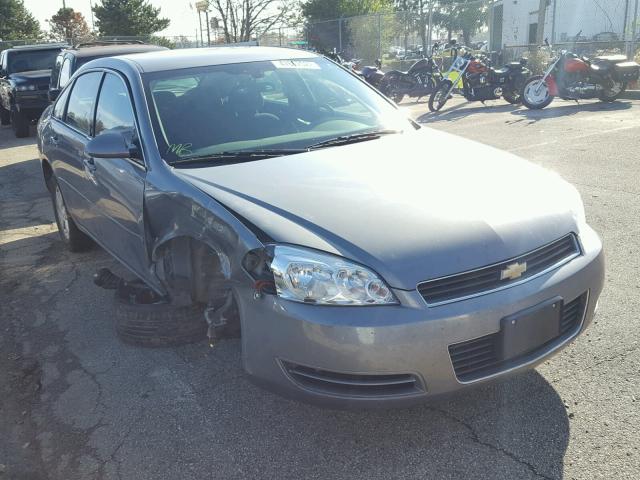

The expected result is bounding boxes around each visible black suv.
[49,41,168,102]
[0,44,65,137]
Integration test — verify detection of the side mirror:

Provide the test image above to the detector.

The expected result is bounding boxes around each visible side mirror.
[85,130,140,159]
[48,88,61,102]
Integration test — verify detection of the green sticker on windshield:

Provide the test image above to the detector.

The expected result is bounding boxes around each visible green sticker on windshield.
[272,60,320,70]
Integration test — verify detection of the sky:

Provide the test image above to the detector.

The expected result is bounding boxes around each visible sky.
[23,0,204,38]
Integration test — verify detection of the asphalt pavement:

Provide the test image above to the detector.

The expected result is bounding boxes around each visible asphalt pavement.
[1,97,638,479]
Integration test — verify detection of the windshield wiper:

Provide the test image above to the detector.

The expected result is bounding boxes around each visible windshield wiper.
[306,129,402,150]
[169,149,306,167]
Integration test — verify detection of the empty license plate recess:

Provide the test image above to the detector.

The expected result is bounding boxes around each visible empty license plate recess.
[501,297,563,359]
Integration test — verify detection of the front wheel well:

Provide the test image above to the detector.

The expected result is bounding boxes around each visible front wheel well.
[152,236,231,306]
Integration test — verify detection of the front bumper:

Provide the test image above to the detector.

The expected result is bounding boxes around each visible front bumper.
[237,227,604,408]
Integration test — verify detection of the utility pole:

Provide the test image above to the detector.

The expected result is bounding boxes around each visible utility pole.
[89,0,95,32]
[196,1,209,47]
[205,10,211,46]
[427,0,434,53]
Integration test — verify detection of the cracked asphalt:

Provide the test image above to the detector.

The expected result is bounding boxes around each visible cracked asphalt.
[1,97,639,479]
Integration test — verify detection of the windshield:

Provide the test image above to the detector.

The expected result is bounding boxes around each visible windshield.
[143,57,412,164]
[8,49,59,74]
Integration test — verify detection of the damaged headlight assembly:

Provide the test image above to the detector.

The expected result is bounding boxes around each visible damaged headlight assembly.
[269,245,397,305]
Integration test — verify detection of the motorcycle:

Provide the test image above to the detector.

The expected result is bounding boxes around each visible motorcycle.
[428,49,530,112]
[379,43,444,103]
[325,52,385,90]
[521,41,640,110]
[352,59,385,89]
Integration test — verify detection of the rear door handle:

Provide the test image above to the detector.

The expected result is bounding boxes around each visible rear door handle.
[50,134,59,146]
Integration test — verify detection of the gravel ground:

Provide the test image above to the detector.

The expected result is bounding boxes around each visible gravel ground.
[1,96,638,480]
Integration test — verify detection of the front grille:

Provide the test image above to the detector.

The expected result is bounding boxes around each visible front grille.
[449,293,588,382]
[37,84,48,91]
[282,362,424,398]
[418,235,580,305]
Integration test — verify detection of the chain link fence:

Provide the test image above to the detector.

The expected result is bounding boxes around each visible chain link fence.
[3,0,639,76]
[259,0,640,75]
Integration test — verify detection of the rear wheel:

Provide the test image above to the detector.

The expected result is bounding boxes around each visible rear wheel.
[380,77,405,103]
[11,110,30,137]
[428,80,453,112]
[0,105,10,125]
[599,81,626,102]
[522,76,554,110]
[51,178,93,252]
[502,90,522,104]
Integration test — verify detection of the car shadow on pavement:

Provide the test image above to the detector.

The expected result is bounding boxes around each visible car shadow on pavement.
[415,102,523,124]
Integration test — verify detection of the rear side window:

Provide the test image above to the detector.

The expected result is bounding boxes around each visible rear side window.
[95,73,135,136]
[65,72,102,135]
[59,58,72,88]
[53,86,71,119]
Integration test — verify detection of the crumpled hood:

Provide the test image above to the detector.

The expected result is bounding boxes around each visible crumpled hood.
[175,129,583,290]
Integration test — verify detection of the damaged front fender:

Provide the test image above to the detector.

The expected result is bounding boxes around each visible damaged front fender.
[142,172,266,306]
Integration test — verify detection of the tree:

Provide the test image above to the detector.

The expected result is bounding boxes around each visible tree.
[302,0,392,22]
[92,0,170,36]
[47,8,92,43]
[535,0,547,45]
[210,0,295,43]
[302,0,393,55]
[0,0,41,41]
[433,0,488,46]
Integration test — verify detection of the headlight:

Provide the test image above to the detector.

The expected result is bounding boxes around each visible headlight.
[16,85,36,92]
[270,245,397,305]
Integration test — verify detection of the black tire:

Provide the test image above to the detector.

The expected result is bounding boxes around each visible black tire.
[502,89,522,105]
[114,281,207,347]
[521,75,554,110]
[0,105,10,125]
[599,81,627,102]
[428,80,453,112]
[51,177,93,252]
[11,110,30,138]
[380,77,405,103]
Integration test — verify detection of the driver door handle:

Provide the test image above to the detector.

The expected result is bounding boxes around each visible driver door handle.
[50,134,59,146]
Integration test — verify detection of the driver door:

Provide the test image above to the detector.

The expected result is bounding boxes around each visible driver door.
[86,72,148,278]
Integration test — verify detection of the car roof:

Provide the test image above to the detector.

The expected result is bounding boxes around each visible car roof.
[117,46,318,73]
[65,43,168,59]
[7,44,67,52]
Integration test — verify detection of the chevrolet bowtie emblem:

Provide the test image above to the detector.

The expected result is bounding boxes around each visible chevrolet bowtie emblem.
[500,262,527,281]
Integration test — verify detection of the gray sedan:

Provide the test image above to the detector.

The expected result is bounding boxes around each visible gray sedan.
[37,47,604,407]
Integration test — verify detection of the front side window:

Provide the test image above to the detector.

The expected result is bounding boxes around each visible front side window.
[65,72,103,135]
[59,58,72,88]
[7,49,60,74]
[95,73,135,136]
[144,57,411,164]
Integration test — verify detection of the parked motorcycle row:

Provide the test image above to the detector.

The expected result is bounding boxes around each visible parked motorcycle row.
[329,38,640,113]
